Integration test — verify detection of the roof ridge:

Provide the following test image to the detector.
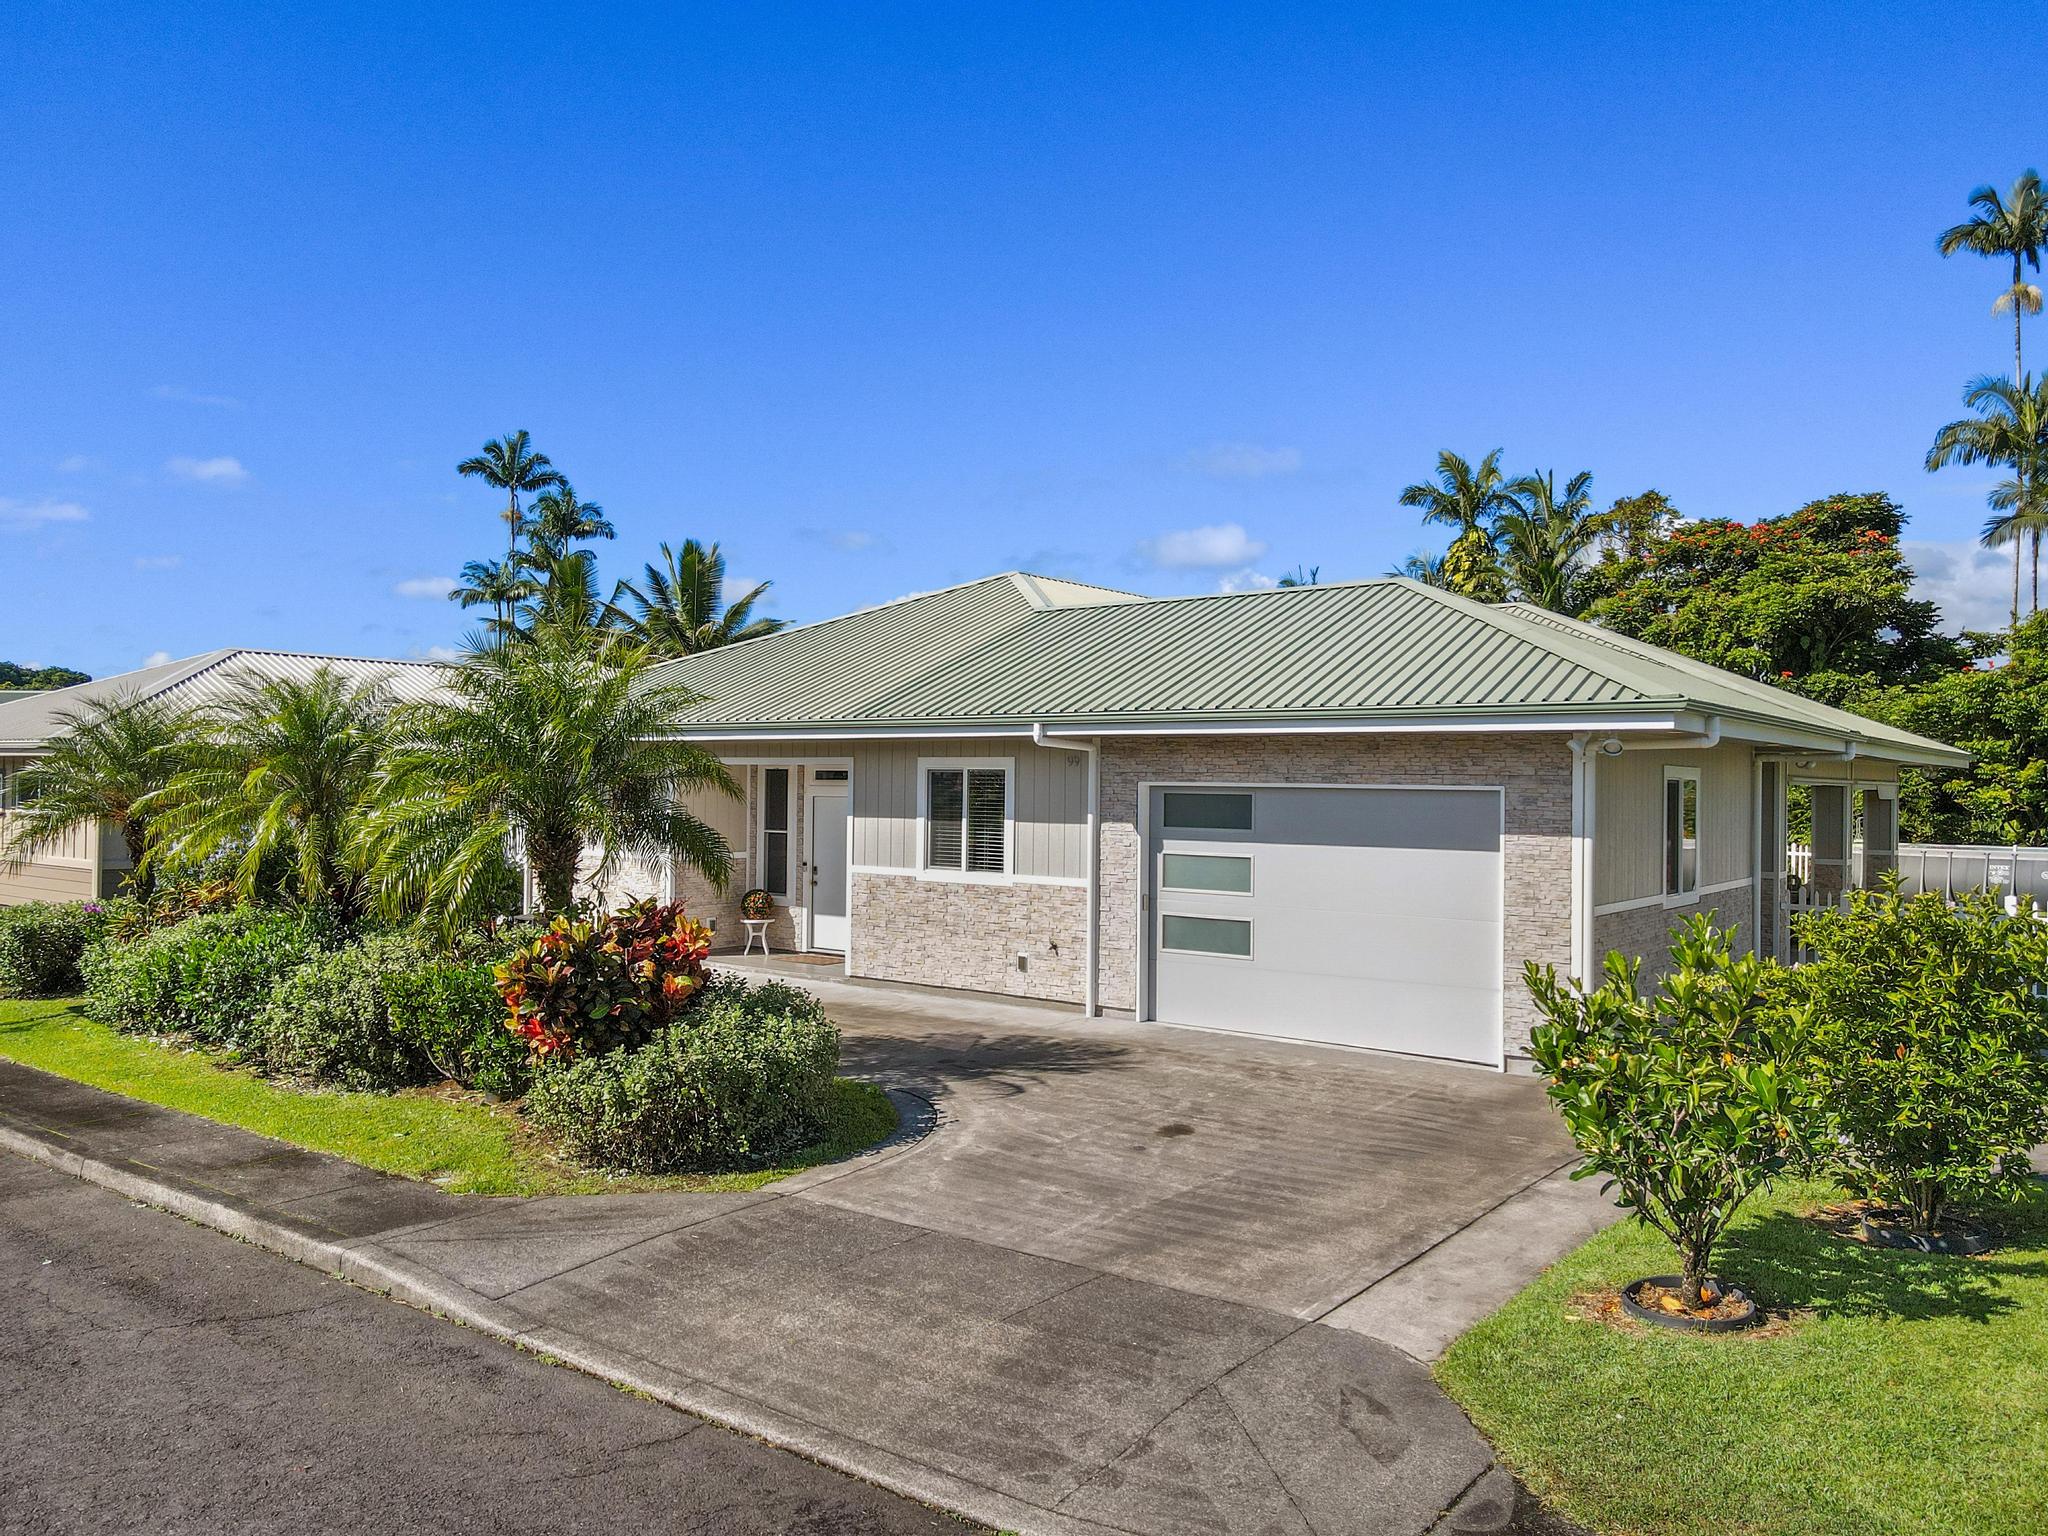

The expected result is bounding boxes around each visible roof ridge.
[1389,581,1685,704]
[647,574,1033,674]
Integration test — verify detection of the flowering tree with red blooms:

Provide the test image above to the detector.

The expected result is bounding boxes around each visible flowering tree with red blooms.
[496,899,714,1060]
[1583,493,1970,702]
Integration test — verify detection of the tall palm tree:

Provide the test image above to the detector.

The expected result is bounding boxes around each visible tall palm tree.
[1926,373,2048,624]
[605,540,786,655]
[451,557,538,635]
[1387,551,1451,587]
[369,635,738,920]
[142,669,392,924]
[1984,473,2048,618]
[1495,469,1602,614]
[1397,449,1517,538]
[522,482,615,561]
[456,431,566,625]
[0,694,187,897]
[514,548,611,642]
[1940,171,2048,381]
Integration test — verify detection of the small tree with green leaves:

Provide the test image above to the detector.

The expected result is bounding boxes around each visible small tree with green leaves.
[1526,918,1808,1311]
[1788,884,2048,1234]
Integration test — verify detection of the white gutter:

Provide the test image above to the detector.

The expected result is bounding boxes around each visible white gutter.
[671,713,1686,744]
[1612,715,1722,752]
[1031,723,1100,1018]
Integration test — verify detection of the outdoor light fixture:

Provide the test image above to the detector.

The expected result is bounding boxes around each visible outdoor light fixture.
[1599,737,1624,757]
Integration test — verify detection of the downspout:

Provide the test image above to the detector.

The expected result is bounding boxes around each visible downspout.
[1567,734,1596,985]
[1032,723,1100,1017]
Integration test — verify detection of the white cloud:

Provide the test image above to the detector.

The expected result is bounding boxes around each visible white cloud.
[1906,539,2027,633]
[151,385,243,409]
[133,554,182,571]
[723,574,774,609]
[394,575,458,599]
[141,650,173,668]
[0,496,90,531]
[419,644,464,663]
[1184,442,1303,480]
[1141,522,1269,570]
[1216,567,1278,593]
[166,455,248,484]
[802,528,879,553]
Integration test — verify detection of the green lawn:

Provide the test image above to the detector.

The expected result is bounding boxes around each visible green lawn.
[0,997,898,1198]
[1437,1178,2048,1536]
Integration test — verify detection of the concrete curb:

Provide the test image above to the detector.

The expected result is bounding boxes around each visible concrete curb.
[0,1111,1113,1536]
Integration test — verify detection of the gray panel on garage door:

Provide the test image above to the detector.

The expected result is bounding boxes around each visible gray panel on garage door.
[1148,785,1503,1065]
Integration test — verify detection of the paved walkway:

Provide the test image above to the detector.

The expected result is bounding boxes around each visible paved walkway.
[0,982,1612,1536]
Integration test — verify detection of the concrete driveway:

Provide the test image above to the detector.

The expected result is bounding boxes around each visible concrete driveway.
[765,964,1608,1341]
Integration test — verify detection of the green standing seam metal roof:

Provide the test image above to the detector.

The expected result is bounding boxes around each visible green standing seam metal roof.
[647,573,1966,765]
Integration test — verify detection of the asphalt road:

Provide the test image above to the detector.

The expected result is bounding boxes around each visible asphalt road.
[0,1154,975,1535]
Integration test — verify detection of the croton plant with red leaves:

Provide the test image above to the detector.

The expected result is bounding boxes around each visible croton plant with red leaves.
[495,899,714,1060]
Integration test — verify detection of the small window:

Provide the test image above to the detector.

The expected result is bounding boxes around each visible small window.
[762,767,791,896]
[1664,769,1699,898]
[1162,914,1253,957]
[1163,791,1253,832]
[925,766,1008,875]
[1162,853,1253,894]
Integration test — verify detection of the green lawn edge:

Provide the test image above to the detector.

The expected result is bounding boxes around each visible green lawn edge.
[0,997,899,1198]
[1434,1178,2048,1536]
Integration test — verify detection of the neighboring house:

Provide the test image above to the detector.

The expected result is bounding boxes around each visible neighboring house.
[0,649,442,906]
[649,573,1965,1069]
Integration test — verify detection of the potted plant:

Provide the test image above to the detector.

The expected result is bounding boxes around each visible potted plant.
[739,888,775,921]
[1789,883,2048,1253]
[1526,917,1808,1330]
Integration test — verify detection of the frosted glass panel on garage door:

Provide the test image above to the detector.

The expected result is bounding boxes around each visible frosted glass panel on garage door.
[1146,785,1504,1065]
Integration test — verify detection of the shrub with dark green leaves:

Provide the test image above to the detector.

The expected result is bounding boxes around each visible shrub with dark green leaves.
[0,901,109,997]
[526,983,839,1172]
[1526,916,1808,1312]
[251,932,435,1090]
[387,958,528,1098]
[1789,884,2048,1232]
[80,905,326,1046]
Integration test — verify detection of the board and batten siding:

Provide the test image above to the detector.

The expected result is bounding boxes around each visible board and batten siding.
[705,735,1088,882]
[1594,741,1757,908]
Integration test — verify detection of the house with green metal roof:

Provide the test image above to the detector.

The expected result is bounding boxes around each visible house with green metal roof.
[644,571,1962,1068]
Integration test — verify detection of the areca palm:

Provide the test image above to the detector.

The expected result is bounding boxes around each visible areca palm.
[0,695,187,896]
[522,482,615,561]
[456,431,566,625]
[1397,449,1516,537]
[451,557,538,634]
[143,670,392,923]
[1495,469,1602,614]
[605,540,785,655]
[1940,171,2048,379]
[1984,474,2048,618]
[368,635,738,921]
[1926,373,2048,624]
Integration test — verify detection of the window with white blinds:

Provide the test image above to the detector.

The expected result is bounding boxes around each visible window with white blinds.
[923,764,1009,875]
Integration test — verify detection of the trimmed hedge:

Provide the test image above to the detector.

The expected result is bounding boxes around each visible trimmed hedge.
[525,981,840,1172]
[0,901,108,997]
[387,957,528,1098]
[81,906,327,1046]
[252,933,438,1091]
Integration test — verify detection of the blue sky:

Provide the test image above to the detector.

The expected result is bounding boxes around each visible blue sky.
[5,2,2046,676]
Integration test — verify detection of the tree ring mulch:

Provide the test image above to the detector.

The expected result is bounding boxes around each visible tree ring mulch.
[1813,1200,2000,1256]
[1618,1275,1762,1332]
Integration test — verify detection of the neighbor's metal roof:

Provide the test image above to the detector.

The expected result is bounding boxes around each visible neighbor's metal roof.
[649,573,1966,764]
[0,649,446,749]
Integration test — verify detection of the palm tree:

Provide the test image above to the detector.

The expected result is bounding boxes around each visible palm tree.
[522,482,615,562]
[1397,449,1517,538]
[368,635,738,920]
[605,540,786,655]
[1387,551,1451,587]
[1984,474,2048,617]
[1940,171,2048,380]
[0,695,187,897]
[143,669,392,924]
[515,548,611,642]
[1926,373,2048,624]
[451,557,537,635]
[456,432,566,625]
[1495,469,1602,614]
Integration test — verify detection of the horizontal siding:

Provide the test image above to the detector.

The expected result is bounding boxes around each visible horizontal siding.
[0,860,95,906]
[1595,742,1756,906]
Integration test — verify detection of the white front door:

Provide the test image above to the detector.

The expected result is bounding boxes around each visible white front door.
[806,789,850,952]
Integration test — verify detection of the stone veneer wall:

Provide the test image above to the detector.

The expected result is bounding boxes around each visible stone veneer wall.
[848,871,1087,1003]
[1592,896,1754,987]
[1096,733,1576,1057]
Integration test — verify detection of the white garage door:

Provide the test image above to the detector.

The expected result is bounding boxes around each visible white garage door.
[1144,785,1504,1065]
